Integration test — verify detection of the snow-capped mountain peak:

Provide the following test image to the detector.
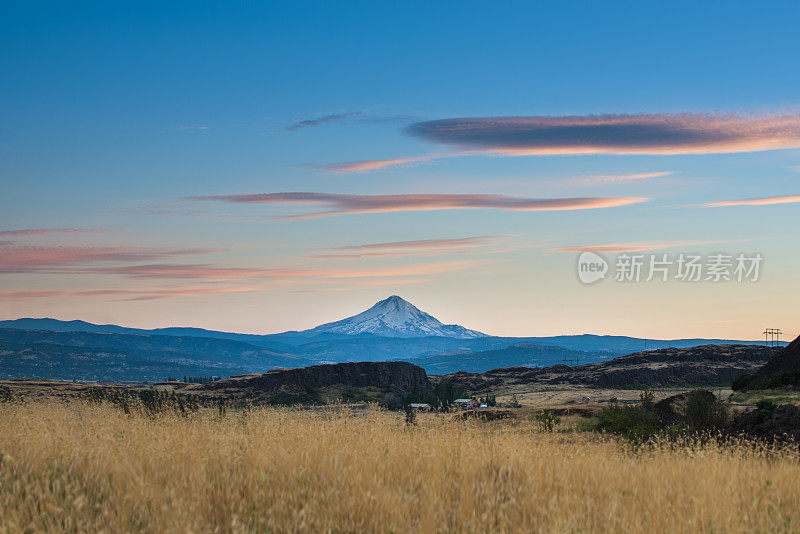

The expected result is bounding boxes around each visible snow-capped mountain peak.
[304,295,487,338]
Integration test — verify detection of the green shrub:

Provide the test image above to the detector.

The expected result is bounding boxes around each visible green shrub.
[753,398,777,424]
[433,380,465,405]
[595,405,660,442]
[732,370,800,391]
[731,373,756,391]
[760,370,800,390]
[683,390,729,430]
[639,390,655,412]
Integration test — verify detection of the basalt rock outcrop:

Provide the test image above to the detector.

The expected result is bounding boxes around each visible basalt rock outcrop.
[192,361,432,404]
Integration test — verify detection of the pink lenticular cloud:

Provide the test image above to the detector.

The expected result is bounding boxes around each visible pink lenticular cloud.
[407,113,800,155]
[188,192,648,219]
[707,194,800,207]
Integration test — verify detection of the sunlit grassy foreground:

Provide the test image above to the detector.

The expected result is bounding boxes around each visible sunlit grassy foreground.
[1,401,799,533]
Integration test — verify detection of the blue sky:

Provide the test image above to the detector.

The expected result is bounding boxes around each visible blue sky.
[1,1,799,339]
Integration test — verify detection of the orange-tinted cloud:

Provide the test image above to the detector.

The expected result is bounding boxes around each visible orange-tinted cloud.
[189,192,648,219]
[583,171,675,183]
[324,157,427,172]
[407,113,800,155]
[707,193,800,207]
[548,240,715,253]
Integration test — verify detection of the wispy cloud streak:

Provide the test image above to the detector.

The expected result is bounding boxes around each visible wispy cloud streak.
[548,240,717,253]
[313,235,511,258]
[407,113,800,155]
[64,259,483,281]
[67,264,312,280]
[0,246,220,273]
[287,111,362,131]
[0,286,258,301]
[707,194,800,207]
[324,156,430,173]
[188,192,648,219]
[0,228,105,238]
[583,171,675,183]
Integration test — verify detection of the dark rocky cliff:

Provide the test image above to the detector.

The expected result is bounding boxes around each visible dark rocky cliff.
[194,361,432,403]
[755,334,800,378]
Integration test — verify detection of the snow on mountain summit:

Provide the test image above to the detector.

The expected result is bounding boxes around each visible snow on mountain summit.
[304,295,487,338]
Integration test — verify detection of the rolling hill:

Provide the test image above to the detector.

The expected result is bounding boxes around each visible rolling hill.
[0,328,312,381]
[443,344,779,393]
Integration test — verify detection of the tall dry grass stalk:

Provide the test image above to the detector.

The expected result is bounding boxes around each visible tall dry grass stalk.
[0,400,798,533]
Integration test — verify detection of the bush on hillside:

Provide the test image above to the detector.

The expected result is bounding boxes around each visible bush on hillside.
[731,373,757,391]
[732,370,800,392]
[682,390,729,430]
[595,404,660,442]
[596,389,731,442]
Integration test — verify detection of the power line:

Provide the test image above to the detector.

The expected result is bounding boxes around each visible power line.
[763,328,782,347]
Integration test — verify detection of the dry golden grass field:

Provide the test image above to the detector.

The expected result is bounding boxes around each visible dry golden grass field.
[1,399,799,533]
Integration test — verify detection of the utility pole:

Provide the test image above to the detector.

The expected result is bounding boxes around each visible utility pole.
[763,328,782,347]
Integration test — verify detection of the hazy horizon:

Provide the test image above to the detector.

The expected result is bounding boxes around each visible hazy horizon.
[0,294,785,343]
